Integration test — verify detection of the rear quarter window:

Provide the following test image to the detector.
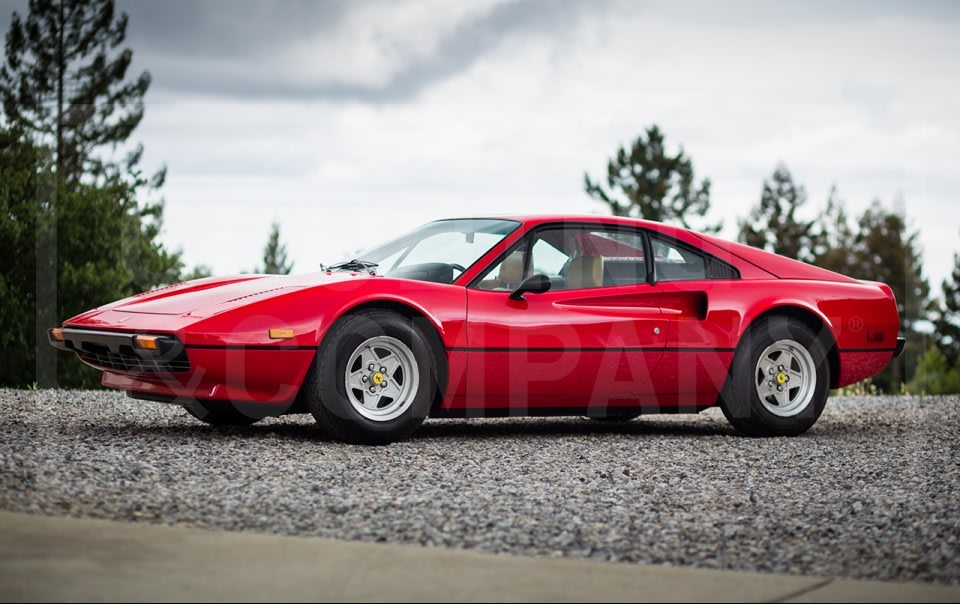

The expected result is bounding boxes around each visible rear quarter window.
[651,235,740,281]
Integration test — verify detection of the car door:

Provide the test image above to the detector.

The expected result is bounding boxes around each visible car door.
[644,232,743,401]
[464,223,668,408]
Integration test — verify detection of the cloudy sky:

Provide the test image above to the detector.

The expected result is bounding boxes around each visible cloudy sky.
[5,0,960,292]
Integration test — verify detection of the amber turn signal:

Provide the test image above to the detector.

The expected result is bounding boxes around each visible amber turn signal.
[50,328,63,342]
[133,335,159,350]
[269,328,295,340]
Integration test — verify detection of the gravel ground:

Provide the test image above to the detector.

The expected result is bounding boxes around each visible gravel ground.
[1,389,958,585]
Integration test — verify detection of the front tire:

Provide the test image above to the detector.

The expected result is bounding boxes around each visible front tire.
[304,310,436,445]
[719,316,830,436]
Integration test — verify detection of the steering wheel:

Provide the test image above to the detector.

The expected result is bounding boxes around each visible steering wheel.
[450,263,467,276]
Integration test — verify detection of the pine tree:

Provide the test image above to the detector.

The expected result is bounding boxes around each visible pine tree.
[261,222,293,275]
[0,0,152,184]
[0,1,180,387]
[585,125,719,231]
[0,127,183,388]
[0,127,52,386]
[934,246,960,368]
[850,199,930,390]
[812,186,859,276]
[738,165,818,263]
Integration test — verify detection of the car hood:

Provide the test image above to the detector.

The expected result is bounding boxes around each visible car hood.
[107,271,367,316]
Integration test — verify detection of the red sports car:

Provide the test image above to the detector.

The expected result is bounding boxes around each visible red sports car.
[49,216,904,444]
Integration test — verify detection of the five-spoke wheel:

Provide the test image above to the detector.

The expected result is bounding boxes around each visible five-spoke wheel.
[754,339,816,418]
[720,316,829,436]
[345,336,420,422]
[302,310,435,445]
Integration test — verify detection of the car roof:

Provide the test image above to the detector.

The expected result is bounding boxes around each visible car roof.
[441,214,691,238]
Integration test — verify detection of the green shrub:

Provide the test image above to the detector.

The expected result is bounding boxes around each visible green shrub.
[906,345,960,395]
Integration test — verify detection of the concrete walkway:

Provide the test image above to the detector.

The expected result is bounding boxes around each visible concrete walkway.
[0,512,956,602]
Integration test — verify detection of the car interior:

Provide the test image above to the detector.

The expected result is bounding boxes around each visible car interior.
[476,228,736,292]
[477,229,649,291]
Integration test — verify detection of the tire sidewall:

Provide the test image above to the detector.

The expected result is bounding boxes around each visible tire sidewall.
[312,311,434,442]
[723,317,830,435]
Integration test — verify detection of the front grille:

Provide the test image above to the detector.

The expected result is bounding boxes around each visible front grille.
[77,350,190,373]
[57,328,191,375]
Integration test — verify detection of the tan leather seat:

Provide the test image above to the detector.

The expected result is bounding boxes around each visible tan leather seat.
[566,256,603,289]
[478,251,525,290]
[497,252,525,287]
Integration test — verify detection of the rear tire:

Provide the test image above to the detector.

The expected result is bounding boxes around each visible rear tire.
[184,401,262,427]
[719,316,830,436]
[304,310,436,445]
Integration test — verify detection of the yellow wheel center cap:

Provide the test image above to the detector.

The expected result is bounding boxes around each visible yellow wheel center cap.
[372,372,384,385]
[776,373,787,384]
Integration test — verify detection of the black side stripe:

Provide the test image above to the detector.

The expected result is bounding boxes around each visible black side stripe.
[666,347,736,353]
[448,347,736,353]
[839,347,898,353]
[184,344,316,351]
[183,344,895,354]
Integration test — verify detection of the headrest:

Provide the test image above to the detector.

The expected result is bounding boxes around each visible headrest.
[566,256,603,289]
[497,252,525,284]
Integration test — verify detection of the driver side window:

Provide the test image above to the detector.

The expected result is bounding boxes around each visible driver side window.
[475,250,528,291]
[474,225,649,291]
[530,238,569,278]
[475,233,576,292]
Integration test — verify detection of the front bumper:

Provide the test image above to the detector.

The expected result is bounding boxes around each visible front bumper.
[50,326,315,406]
[894,336,906,358]
[48,327,189,374]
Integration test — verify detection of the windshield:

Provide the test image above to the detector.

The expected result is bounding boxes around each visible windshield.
[340,218,520,284]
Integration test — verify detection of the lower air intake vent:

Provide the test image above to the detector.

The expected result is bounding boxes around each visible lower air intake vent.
[77,350,190,373]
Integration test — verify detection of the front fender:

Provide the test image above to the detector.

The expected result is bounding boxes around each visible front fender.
[181,277,468,350]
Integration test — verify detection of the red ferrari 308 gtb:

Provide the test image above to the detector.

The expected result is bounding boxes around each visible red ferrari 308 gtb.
[50,216,904,444]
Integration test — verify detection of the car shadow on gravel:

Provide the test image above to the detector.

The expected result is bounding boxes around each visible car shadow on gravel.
[409,417,736,441]
[75,419,334,442]
[70,410,899,443]
[77,415,738,443]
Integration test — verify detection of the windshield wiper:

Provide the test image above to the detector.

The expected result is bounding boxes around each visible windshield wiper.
[328,259,379,274]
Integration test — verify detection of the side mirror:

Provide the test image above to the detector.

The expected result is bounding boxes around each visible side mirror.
[509,274,552,301]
